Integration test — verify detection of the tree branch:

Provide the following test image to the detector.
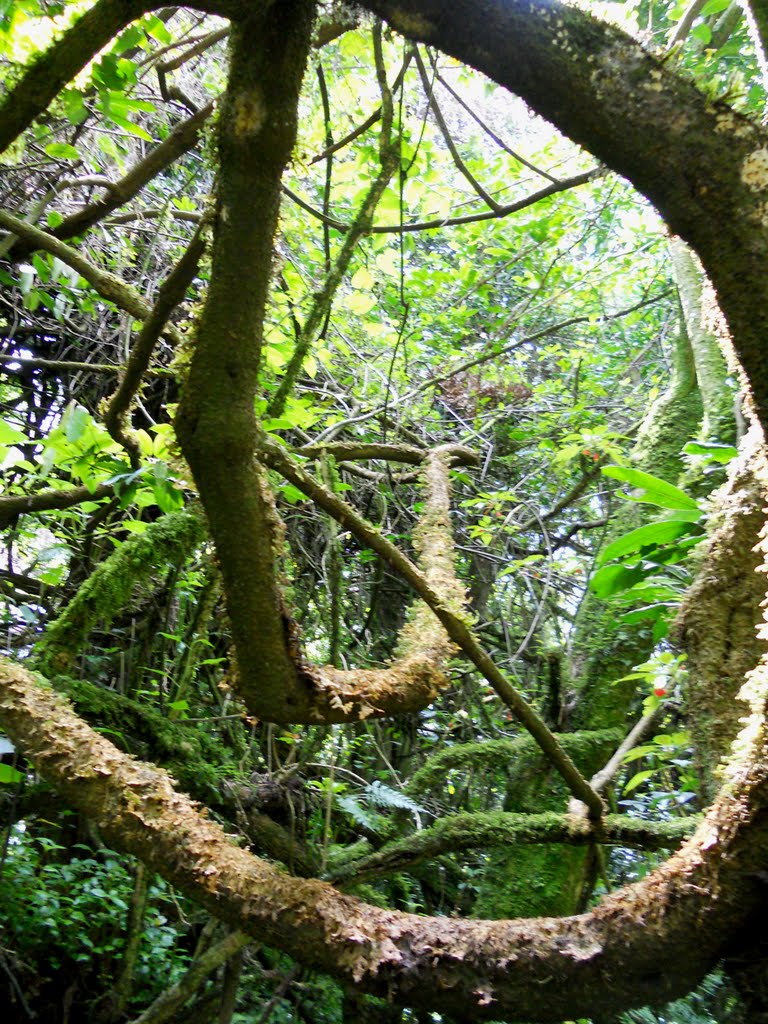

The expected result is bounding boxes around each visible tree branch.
[0,482,115,529]
[11,103,215,253]
[103,218,208,466]
[358,0,768,432]
[260,435,604,817]
[1,655,767,1021]
[0,211,180,345]
[328,810,698,885]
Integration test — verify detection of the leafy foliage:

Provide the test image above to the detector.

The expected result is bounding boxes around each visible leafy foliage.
[0,0,762,1021]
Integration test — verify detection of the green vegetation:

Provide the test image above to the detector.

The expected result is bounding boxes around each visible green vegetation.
[0,1,767,1022]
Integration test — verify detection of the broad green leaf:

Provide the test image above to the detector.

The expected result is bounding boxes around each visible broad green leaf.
[121,520,150,535]
[624,769,654,793]
[601,465,699,510]
[620,603,676,624]
[598,519,693,565]
[62,89,87,125]
[351,267,374,290]
[145,13,172,43]
[589,563,646,598]
[621,745,657,764]
[64,404,90,443]
[691,22,712,45]
[0,420,26,445]
[45,142,80,161]
[683,440,738,464]
[108,113,152,141]
[345,291,377,316]
[0,763,23,784]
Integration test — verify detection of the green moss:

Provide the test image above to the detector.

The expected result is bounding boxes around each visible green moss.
[36,509,206,674]
[474,844,592,919]
[57,676,234,805]
[407,728,622,797]
[471,730,619,919]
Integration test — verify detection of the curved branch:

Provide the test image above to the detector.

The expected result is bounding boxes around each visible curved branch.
[1,655,766,1021]
[358,0,768,432]
[405,728,623,797]
[260,437,604,816]
[0,211,180,345]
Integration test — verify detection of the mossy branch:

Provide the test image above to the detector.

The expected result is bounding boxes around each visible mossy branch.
[328,810,698,885]
[0,0,149,155]
[406,728,624,797]
[261,436,605,817]
[37,509,206,674]
[127,929,251,1024]
[103,218,208,466]
[59,676,320,876]
[0,481,115,529]
[2,654,768,1020]
[0,210,180,346]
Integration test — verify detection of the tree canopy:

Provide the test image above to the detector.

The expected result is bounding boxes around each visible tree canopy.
[1,1,768,1022]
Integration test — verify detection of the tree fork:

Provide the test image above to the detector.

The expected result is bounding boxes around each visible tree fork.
[175,0,318,720]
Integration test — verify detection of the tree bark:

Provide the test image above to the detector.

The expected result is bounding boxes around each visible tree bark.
[1,655,768,1022]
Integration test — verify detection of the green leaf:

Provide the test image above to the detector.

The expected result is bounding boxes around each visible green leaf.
[601,465,699,511]
[620,603,676,624]
[691,22,712,45]
[683,440,738,464]
[598,519,694,565]
[108,113,152,141]
[0,419,26,446]
[62,89,87,126]
[624,769,654,793]
[151,477,184,513]
[701,0,731,14]
[0,763,23,784]
[622,745,657,764]
[45,142,81,161]
[589,563,646,599]
[64,404,91,443]
[345,291,377,316]
[366,781,425,815]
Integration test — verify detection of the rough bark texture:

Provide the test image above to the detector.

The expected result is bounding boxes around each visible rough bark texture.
[677,424,768,802]
[5,0,768,1017]
[1,656,767,1021]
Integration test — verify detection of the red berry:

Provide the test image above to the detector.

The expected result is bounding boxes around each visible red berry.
[654,687,667,697]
